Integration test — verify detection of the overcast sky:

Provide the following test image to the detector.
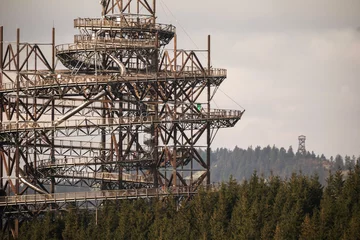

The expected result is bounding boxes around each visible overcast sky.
[1,0,360,158]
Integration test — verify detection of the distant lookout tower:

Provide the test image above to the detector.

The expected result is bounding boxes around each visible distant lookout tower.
[298,135,306,155]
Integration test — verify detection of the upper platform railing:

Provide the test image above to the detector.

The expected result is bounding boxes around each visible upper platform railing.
[73,34,157,44]
[57,39,157,54]
[74,18,176,33]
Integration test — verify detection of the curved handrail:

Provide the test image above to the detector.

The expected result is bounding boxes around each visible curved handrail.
[74,18,176,33]
[56,39,156,54]
[0,109,243,133]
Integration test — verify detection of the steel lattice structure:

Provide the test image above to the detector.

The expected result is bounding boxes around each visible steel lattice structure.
[298,135,306,155]
[0,0,244,237]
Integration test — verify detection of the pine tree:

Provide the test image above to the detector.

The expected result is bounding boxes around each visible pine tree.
[62,209,79,240]
[299,215,316,240]
[116,200,131,239]
[210,189,228,240]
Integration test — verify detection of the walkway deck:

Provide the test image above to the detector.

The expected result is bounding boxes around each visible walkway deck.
[0,187,201,207]
[0,68,226,92]
[0,109,242,133]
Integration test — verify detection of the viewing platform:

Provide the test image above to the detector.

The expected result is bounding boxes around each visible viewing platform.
[74,18,176,36]
[0,109,243,133]
[0,68,227,93]
[57,38,157,54]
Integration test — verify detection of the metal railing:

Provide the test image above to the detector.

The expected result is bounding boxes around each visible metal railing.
[0,68,227,91]
[37,146,191,168]
[0,185,220,206]
[56,39,157,54]
[53,171,153,184]
[0,109,243,132]
[73,35,156,45]
[51,139,111,149]
[39,156,102,168]
[74,18,176,33]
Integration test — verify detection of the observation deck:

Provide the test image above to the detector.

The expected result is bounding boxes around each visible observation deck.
[73,17,175,43]
[0,109,243,134]
[56,39,157,54]
[0,68,227,93]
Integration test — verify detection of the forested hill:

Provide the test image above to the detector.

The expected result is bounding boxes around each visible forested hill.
[207,146,359,184]
[16,165,360,239]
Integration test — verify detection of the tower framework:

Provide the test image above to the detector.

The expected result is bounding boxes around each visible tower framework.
[0,0,244,237]
[298,135,306,155]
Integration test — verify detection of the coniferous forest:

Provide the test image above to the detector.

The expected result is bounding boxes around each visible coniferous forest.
[5,146,360,240]
[208,146,356,185]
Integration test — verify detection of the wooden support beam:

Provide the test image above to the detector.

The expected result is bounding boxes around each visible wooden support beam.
[52,28,55,72]
[0,26,3,86]
[207,35,211,185]
[153,0,156,23]
[174,34,177,74]
[15,28,20,195]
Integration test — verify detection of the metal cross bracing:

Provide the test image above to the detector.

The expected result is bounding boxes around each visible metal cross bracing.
[298,135,306,155]
[0,0,244,237]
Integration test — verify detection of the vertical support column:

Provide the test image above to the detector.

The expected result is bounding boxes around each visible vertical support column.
[137,0,140,14]
[172,34,177,187]
[153,124,158,187]
[152,0,156,24]
[33,33,38,171]
[101,96,106,190]
[50,97,55,195]
[208,35,211,77]
[206,35,211,185]
[52,28,55,72]
[173,34,177,74]
[172,107,177,187]
[152,82,159,188]
[118,96,123,189]
[0,141,2,191]
[109,112,114,163]
[14,28,21,240]
[0,26,3,189]
[50,28,56,194]
[15,28,20,195]
[155,32,159,74]
[172,124,177,187]
[25,43,29,184]
[0,26,3,86]
[190,79,194,186]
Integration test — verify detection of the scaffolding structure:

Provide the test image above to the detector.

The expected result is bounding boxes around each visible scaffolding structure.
[0,0,244,237]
